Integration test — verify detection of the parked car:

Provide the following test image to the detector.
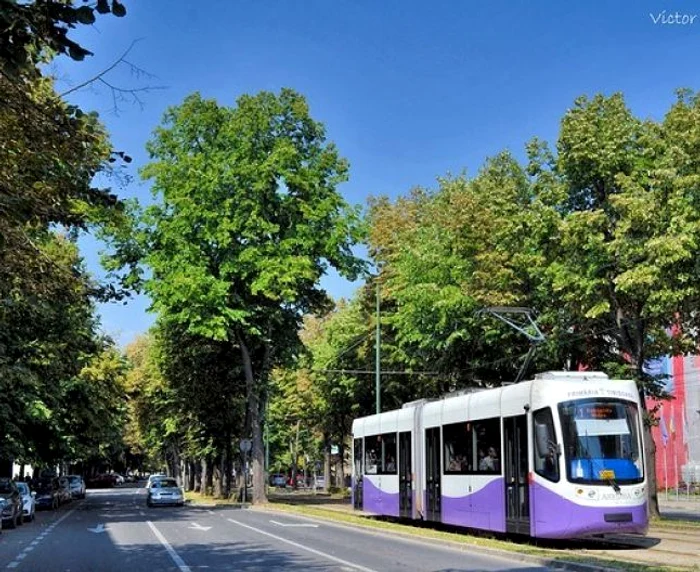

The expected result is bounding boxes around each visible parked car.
[269,473,287,487]
[33,478,60,510]
[86,473,116,488]
[0,478,23,529]
[57,477,72,504]
[15,482,35,522]
[146,477,184,507]
[67,475,86,499]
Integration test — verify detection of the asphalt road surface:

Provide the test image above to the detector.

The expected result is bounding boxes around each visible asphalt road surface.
[0,488,555,571]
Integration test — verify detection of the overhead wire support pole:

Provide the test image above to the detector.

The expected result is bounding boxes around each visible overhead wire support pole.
[375,279,381,414]
[477,307,545,384]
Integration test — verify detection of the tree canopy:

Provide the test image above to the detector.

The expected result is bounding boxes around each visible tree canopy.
[106,88,367,501]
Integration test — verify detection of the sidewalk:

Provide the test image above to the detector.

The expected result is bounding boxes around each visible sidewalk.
[658,495,700,522]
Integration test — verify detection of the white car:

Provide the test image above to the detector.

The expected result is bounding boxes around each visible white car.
[15,482,35,522]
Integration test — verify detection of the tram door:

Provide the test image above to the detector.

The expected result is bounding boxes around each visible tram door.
[425,427,441,522]
[504,415,530,534]
[353,438,363,510]
[399,431,412,518]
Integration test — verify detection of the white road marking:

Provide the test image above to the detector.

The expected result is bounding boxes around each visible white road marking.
[5,507,77,570]
[188,522,211,531]
[270,520,319,528]
[88,523,106,533]
[227,518,377,572]
[147,521,191,572]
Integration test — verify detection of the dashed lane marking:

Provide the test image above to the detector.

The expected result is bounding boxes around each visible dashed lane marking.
[227,518,377,572]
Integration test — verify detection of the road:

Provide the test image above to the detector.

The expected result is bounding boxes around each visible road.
[0,487,554,571]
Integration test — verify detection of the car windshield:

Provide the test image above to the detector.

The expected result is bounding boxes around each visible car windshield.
[559,398,643,485]
[154,479,178,488]
[0,479,13,493]
[35,481,54,492]
[69,476,82,484]
[16,483,28,494]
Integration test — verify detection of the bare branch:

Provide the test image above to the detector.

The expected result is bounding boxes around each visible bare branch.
[58,39,168,109]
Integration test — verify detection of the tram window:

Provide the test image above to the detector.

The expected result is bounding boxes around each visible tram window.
[533,407,560,482]
[443,422,472,473]
[474,418,501,474]
[364,433,397,475]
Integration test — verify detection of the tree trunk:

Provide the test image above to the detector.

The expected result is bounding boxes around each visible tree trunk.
[237,333,267,504]
[632,351,660,519]
[193,460,201,492]
[201,457,209,496]
[337,440,346,489]
[643,408,661,518]
[224,430,233,498]
[213,454,223,498]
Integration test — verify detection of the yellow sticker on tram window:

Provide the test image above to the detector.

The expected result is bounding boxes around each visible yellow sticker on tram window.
[599,469,615,480]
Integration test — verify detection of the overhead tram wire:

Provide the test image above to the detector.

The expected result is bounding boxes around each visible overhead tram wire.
[309,307,693,384]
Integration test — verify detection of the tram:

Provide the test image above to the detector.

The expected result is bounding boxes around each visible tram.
[351,371,648,539]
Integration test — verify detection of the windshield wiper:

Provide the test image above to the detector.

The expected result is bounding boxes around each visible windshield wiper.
[607,477,621,493]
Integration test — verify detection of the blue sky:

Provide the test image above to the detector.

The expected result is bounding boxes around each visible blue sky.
[55,0,700,346]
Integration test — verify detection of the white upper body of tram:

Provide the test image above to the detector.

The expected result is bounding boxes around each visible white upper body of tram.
[351,371,648,538]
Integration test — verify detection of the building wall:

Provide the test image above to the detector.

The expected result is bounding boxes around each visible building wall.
[647,355,700,489]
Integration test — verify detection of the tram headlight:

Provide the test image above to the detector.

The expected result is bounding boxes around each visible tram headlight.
[575,487,597,500]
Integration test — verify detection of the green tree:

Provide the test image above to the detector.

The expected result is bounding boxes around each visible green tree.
[367,155,554,390]
[109,89,366,502]
[1,0,126,76]
[527,91,700,516]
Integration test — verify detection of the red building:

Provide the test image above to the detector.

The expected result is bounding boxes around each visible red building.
[646,355,700,490]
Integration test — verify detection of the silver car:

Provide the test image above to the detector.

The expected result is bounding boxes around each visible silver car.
[146,478,184,507]
[67,475,86,499]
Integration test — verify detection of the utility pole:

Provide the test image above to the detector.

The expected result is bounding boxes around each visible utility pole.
[375,279,381,414]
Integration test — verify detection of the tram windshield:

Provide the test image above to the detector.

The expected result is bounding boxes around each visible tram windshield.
[559,398,643,485]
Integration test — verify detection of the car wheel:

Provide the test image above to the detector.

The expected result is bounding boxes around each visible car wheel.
[16,511,23,526]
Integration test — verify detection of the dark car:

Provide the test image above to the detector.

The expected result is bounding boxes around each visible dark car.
[0,478,23,529]
[33,478,60,511]
[86,473,117,489]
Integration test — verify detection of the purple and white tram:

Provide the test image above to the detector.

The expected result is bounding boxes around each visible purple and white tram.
[351,371,648,539]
